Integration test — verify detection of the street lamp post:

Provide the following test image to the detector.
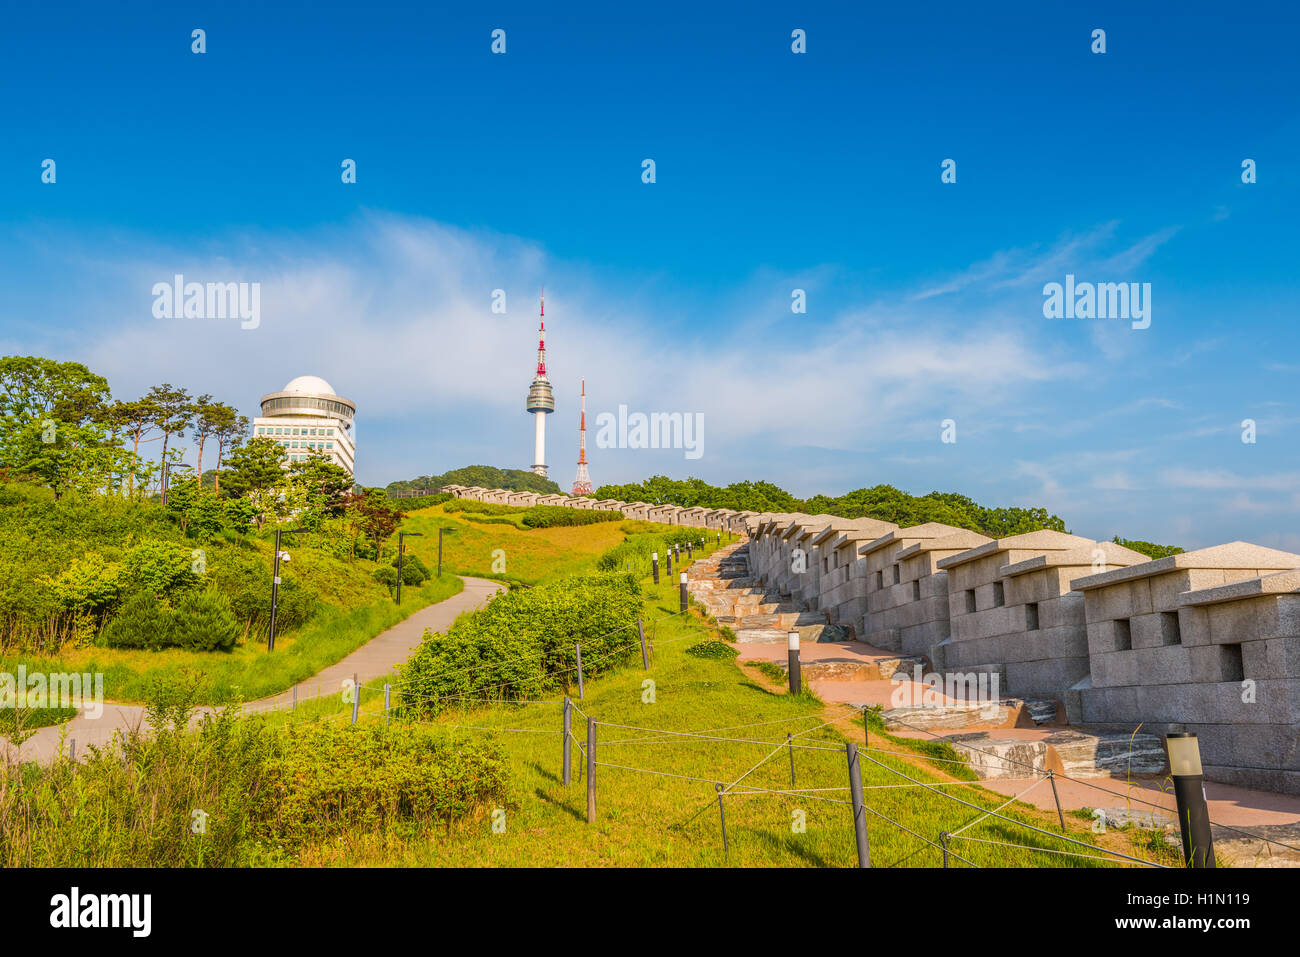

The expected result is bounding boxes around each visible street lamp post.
[268,527,308,652]
[1167,732,1216,867]
[396,530,424,605]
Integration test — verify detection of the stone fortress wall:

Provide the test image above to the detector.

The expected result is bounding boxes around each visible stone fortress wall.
[440,485,1300,794]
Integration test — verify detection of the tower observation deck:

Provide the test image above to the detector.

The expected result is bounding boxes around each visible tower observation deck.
[525,291,554,477]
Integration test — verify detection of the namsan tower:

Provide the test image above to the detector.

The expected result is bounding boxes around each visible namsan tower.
[525,290,554,477]
[571,378,593,495]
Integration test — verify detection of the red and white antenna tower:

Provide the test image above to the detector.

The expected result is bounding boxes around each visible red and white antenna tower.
[571,377,593,495]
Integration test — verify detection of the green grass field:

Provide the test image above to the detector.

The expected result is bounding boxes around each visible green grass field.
[261,560,1178,869]
[395,504,704,585]
[5,511,1179,867]
[2,573,464,707]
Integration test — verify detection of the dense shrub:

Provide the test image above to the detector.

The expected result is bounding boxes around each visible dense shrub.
[207,550,318,640]
[172,588,241,652]
[122,539,202,596]
[596,476,1070,538]
[392,552,430,585]
[255,723,509,847]
[101,590,176,650]
[388,491,453,511]
[685,639,739,660]
[443,499,524,516]
[386,465,560,497]
[0,692,509,865]
[398,572,642,714]
[372,565,399,593]
[596,529,709,572]
[1112,536,1184,560]
[520,505,624,528]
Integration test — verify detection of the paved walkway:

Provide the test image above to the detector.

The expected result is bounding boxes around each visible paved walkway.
[3,576,504,764]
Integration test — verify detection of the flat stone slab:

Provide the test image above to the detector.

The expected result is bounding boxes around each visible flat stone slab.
[940,735,1052,779]
[883,703,1019,734]
[1043,730,1167,778]
[1024,699,1063,725]
[781,611,827,627]
[734,627,789,644]
[796,623,853,644]
[736,613,781,628]
[1093,807,1175,830]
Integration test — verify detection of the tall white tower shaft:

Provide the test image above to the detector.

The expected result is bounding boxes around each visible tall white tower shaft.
[534,410,547,476]
[525,290,554,478]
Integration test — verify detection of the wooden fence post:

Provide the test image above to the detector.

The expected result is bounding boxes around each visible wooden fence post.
[637,618,648,670]
[847,742,872,868]
[575,644,584,700]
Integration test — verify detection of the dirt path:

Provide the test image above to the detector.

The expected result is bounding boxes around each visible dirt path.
[3,576,504,765]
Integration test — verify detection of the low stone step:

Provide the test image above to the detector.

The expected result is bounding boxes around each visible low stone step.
[779,611,828,628]
[733,627,789,644]
[1043,730,1167,778]
[913,729,1169,781]
[735,613,781,628]
[939,734,1051,779]
[881,702,1019,734]
[795,623,853,644]
[775,655,924,682]
[1024,699,1063,725]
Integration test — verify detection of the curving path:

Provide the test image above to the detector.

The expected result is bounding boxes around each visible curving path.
[3,576,504,765]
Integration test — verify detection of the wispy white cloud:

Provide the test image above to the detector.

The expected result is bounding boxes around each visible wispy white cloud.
[1160,467,1300,492]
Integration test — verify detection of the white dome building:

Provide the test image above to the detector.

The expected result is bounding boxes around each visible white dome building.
[252,375,357,475]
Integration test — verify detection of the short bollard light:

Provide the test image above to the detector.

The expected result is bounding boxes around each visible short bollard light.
[1167,732,1215,868]
[787,630,801,695]
[679,571,688,613]
[652,551,660,585]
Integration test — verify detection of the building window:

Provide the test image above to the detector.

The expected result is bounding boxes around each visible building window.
[893,564,901,585]
[912,580,920,602]
[1160,611,1181,646]
[993,582,1005,607]
[964,589,976,614]
[1114,618,1132,651]
[875,570,883,591]
[1026,602,1040,631]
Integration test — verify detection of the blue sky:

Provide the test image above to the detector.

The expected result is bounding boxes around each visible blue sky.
[1,1,1298,550]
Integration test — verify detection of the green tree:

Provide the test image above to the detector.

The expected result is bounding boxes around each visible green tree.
[220,437,287,530]
[145,384,193,505]
[109,396,161,499]
[289,452,353,522]
[343,488,402,560]
[211,412,250,494]
[190,395,239,486]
